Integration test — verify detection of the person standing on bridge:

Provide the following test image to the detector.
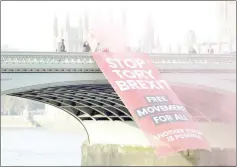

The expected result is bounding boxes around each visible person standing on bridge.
[94,42,109,52]
[207,45,214,54]
[56,39,66,52]
[83,41,91,52]
[95,42,101,52]
[189,46,197,54]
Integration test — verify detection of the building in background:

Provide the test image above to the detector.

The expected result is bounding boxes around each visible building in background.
[83,11,91,42]
[181,1,236,54]
[54,14,85,52]
[141,14,155,53]
[217,1,236,53]
[122,9,127,29]
[52,2,236,54]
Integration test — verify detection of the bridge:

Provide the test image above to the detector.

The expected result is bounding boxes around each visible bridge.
[1,51,236,165]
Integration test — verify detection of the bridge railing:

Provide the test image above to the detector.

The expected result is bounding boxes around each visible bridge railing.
[1,51,236,73]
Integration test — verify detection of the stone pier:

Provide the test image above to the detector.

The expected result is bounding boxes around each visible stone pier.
[80,121,236,166]
[81,143,198,166]
[81,143,236,166]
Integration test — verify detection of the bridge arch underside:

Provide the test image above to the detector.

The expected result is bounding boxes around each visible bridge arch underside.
[7,83,236,148]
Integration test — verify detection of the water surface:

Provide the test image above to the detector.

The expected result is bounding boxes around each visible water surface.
[1,128,86,166]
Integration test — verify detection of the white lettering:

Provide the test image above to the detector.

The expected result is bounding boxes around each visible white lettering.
[112,70,155,80]
[136,80,149,89]
[146,97,157,103]
[154,129,185,140]
[152,115,173,124]
[124,59,137,68]
[126,80,141,89]
[123,70,137,79]
[114,80,171,91]
[133,70,147,79]
[146,96,169,103]
[147,106,156,113]
[115,81,130,91]
[174,133,202,140]
[145,81,161,89]
[174,114,189,121]
[106,58,145,69]
[137,109,149,117]
[145,70,155,79]
[112,70,123,78]
[136,104,187,117]
[106,58,118,68]
[136,59,145,68]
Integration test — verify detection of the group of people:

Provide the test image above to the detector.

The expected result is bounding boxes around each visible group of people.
[83,41,105,52]
[56,39,104,53]
[189,46,214,54]
[57,39,215,54]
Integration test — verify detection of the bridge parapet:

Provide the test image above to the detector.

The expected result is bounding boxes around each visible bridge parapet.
[1,52,235,73]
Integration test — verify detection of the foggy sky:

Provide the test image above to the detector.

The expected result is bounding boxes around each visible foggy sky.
[1,1,219,51]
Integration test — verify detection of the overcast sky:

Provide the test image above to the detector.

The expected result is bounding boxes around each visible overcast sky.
[1,1,219,51]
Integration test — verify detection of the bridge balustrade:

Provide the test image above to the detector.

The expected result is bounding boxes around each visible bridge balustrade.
[1,52,236,73]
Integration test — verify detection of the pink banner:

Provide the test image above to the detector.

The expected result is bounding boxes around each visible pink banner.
[93,52,210,156]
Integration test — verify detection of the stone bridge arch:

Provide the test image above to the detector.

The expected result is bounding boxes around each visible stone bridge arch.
[2,82,235,148]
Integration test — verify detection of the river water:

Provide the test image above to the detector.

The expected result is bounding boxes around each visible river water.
[1,128,87,166]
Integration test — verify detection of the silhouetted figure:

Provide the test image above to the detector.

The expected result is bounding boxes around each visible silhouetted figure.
[189,47,197,54]
[83,41,91,52]
[57,39,66,52]
[207,47,214,54]
[95,43,101,52]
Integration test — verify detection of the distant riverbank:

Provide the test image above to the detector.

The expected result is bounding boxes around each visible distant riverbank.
[1,115,87,135]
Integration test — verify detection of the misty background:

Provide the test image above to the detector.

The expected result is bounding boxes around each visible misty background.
[1,1,236,53]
